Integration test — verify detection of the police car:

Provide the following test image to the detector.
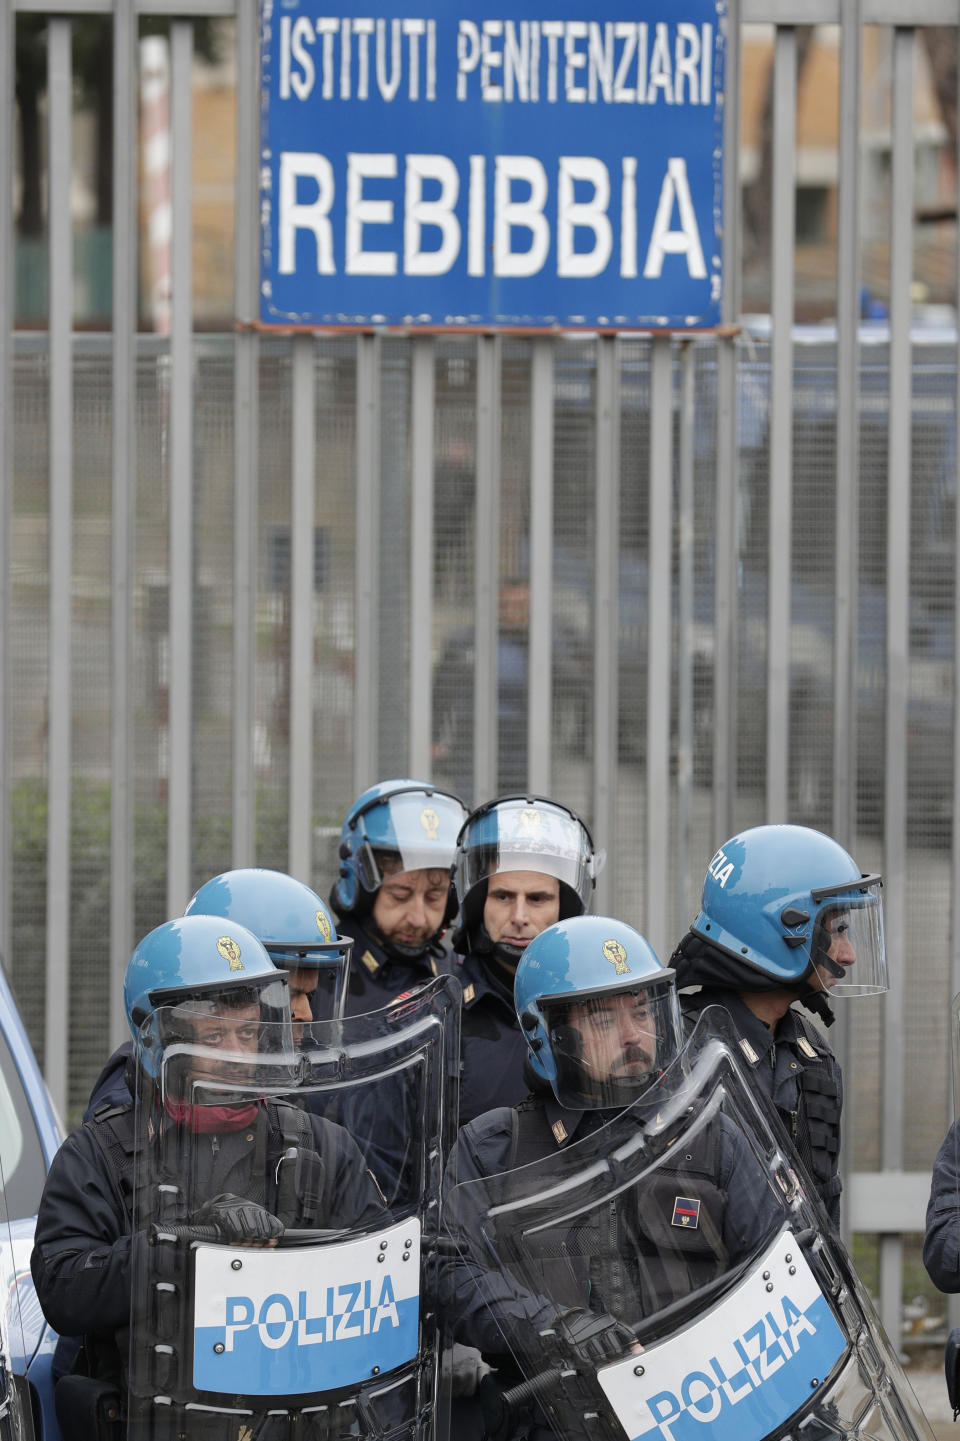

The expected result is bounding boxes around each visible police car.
[0,959,64,1440]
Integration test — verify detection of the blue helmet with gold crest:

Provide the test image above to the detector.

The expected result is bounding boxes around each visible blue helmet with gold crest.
[514,915,681,1111]
[124,914,292,1079]
[331,779,467,925]
[186,867,353,1018]
[691,824,887,997]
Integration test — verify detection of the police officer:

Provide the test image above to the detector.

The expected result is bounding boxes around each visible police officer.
[444,915,778,1441]
[330,779,468,1015]
[82,868,351,1119]
[924,1118,960,1292]
[450,794,599,1126]
[671,824,887,1226]
[31,914,382,1430]
[185,866,354,1027]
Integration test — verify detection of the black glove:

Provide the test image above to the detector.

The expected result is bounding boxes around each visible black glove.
[194,1193,284,1244]
[554,1307,637,1366]
[478,1373,518,1441]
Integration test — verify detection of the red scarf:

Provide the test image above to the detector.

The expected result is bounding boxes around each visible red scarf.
[164,1098,261,1134]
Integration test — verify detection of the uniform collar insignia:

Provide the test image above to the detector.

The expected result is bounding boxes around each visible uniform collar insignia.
[361,949,380,975]
[797,1036,818,1059]
[551,1118,569,1145]
[738,1037,760,1065]
[462,982,476,1005]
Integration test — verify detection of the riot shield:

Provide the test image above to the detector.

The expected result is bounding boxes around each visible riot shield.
[445,1013,933,1441]
[128,974,460,1441]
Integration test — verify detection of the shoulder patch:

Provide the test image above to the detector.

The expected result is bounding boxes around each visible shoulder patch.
[738,1037,760,1065]
[797,1036,819,1060]
[672,1196,701,1228]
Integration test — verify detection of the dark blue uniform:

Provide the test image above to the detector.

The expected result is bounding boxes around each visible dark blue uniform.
[924,1118,960,1291]
[446,1092,779,1354]
[31,1097,383,1388]
[682,988,844,1226]
[451,950,530,1127]
[336,916,452,1019]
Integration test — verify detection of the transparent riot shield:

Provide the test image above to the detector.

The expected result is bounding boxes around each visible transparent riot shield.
[445,1012,934,1441]
[0,1148,39,1441]
[128,974,460,1441]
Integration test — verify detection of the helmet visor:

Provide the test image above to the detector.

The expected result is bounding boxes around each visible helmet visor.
[355,790,464,890]
[805,877,887,997]
[541,975,682,1110]
[264,937,353,1021]
[147,975,294,1103]
[456,798,596,908]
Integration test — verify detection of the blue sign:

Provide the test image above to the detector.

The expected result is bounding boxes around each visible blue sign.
[599,1229,848,1441]
[192,1225,421,1396]
[258,1,726,330]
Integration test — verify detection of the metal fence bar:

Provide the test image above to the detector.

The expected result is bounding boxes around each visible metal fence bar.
[44,17,73,1116]
[0,0,13,967]
[951,0,960,1341]
[409,338,434,778]
[166,19,194,914]
[527,338,554,796]
[832,0,863,1245]
[675,341,697,940]
[289,334,315,881]
[832,0,863,851]
[712,0,743,844]
[109,0,137,1049]
[231,4,260,866]
[879,23,916,1347]
[647,338,673,961]
[592,336,620,914]
[473,335,500,806]
[766,25,797,821]
[354,334,380,792]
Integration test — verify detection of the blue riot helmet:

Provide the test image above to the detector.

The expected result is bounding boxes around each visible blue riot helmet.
[514,915,681,1111]
[691,824,887,999]
[124,914,292,1083]
[186,868,353,1020]
[331,779,468,934]
[452,795,600,958]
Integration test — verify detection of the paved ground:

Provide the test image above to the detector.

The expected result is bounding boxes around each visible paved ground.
[908,1367,954,1438]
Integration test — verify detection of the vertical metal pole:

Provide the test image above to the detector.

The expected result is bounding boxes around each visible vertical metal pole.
[289,334,315,881]
[647,338,673,961]
[676,341,697,937]
[45,18,73,1116]
[879,24,914,1348]
[592,335,620,913]
[473,335,500,807]
[832,0,863,1246]
[950,0,960,1340]
[527,338,554,795]
[353,333,380,793]
[713,0,742,844]
[166,19,194,915]
[232,0,261,866]
[0,0,14,968]
[766,26,797,822]
[109,0,137,1048]
[409,337,435,777]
